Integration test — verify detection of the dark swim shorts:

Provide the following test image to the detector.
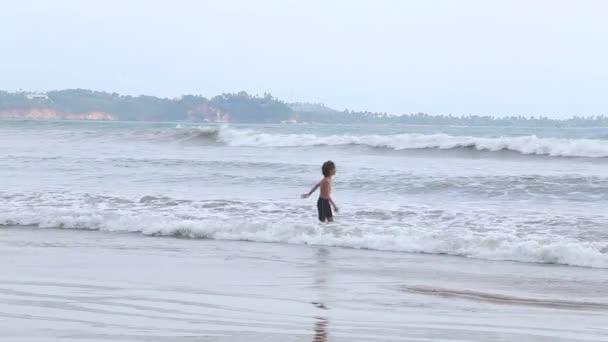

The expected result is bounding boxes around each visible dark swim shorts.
[317,197,333,222]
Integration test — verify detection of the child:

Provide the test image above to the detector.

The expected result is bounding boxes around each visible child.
[302,160,339,222]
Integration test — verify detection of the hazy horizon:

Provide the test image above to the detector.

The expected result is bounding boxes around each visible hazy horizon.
[1,0,607,118]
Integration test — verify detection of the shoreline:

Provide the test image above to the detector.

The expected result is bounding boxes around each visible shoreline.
[1,226,607,341]
[4,223,606,270]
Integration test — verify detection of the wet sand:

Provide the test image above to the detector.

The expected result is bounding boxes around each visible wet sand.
[1,226,607,341]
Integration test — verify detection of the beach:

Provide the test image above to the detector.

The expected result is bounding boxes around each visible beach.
[2,226,607,341]
[4,0,608,339]
[1,120,608,341]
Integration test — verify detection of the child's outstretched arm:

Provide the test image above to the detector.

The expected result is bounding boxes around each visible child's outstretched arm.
[301,182,321,198]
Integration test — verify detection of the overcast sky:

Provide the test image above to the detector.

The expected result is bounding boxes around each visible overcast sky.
[1,0,606,117]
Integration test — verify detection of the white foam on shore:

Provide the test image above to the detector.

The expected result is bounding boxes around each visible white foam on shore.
[2,195,606,269]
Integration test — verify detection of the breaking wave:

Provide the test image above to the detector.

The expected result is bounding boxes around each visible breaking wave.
[171,126,608,158]
[2,192,607,268]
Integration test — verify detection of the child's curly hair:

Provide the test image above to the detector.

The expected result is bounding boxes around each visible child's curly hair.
[322,160,336,177]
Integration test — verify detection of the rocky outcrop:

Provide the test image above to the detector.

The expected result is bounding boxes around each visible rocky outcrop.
[185,104,230,123]
[0,108,116,121]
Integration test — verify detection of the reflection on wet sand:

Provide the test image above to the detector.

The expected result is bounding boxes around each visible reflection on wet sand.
[313,316,329,342]
[311,248,330,341]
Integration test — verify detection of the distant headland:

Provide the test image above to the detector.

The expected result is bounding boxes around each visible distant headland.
[1,89,607,127]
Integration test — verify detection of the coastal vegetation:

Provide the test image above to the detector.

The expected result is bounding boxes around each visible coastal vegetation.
[1,89,607,126]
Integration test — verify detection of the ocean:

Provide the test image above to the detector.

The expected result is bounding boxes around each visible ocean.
[2,120,607,267]
[1,120,608,341]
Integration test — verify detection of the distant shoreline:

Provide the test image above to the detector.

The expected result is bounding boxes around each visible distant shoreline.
[2,89,608,127]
